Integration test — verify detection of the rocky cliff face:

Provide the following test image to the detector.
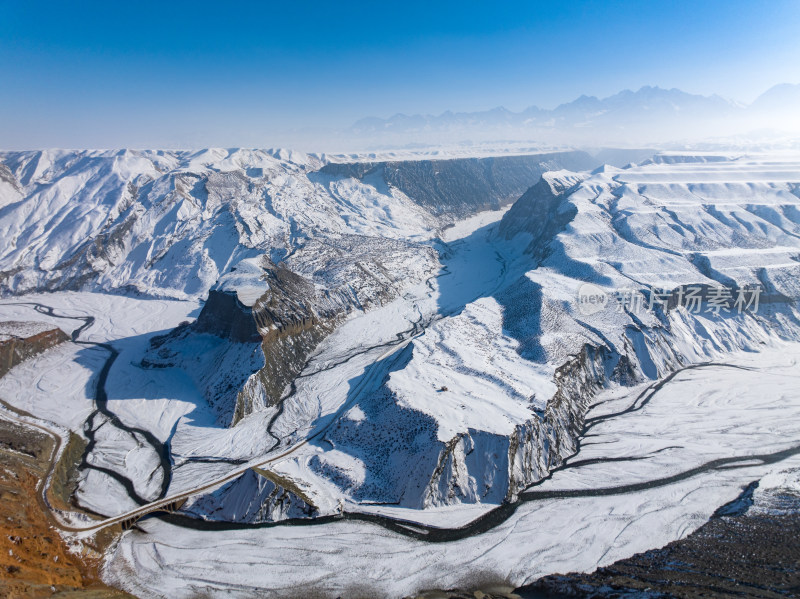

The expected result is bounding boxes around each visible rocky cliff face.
[143,260,338,426]
[145,239,438,426]
[420,344,617,507]
[497,170,585,254]
[0,322,69,378]
[320,151,598,218]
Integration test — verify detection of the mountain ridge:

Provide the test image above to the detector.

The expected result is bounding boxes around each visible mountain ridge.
[349,84,800,146]
[353,84,794,129]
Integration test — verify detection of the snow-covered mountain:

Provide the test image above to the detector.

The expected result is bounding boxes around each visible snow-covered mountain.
[3,146,800,598]
[222,152,800,516]
[350,84,800,147]
[85,150,800,523]
[750,82,800,113]
[0,148,598,300]
[0,147,603,428]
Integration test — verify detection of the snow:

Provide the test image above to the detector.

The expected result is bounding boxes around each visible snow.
[106,344,800,599]
[387,297,553,441]
[0,293,200,344]
[1,151,800,596]
[0,293,201,515]
[0,342,104,430]
[0,149,442,299]
[0,320,56,340]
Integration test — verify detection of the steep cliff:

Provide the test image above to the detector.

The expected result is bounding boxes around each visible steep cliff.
[320,151,598,218]
[0,322,70,378]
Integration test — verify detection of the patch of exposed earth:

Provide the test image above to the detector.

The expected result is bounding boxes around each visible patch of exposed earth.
[0,418,135,598]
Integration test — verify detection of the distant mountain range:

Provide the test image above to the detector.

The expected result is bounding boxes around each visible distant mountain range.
[347,84,800,147]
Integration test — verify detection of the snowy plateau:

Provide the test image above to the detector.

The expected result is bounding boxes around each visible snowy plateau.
[1,147,800,597]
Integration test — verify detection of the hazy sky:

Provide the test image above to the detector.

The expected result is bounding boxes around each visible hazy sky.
[1,0,799,149]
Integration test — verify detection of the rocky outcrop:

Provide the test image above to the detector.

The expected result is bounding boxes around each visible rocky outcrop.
[497,171,585,255]
[0,322,69,378]
[144,216,441,424]
[421,345,627,507]
[232,264,340,424]
[193,290,262,343]
[144,243,435,426]
[144,264,337,426]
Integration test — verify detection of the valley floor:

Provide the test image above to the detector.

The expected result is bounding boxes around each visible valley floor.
[104,343,800,599]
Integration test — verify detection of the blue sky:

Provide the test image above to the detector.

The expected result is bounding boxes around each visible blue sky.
[1,0,799,148]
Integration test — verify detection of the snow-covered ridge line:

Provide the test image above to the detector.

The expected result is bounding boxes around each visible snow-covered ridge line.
[0,148,604,300]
